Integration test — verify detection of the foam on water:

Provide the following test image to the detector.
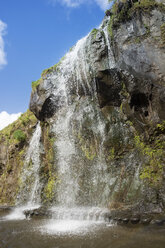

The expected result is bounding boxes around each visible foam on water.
[40,206,112,235]
[3,205,40,221]
[41,219,106,236]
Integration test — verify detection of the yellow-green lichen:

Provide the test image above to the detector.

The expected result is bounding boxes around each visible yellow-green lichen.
[157,120,165,132]
[108,147,115,161]
[78,133,97,161]
[134,135,164,186]
[44,175,56,200]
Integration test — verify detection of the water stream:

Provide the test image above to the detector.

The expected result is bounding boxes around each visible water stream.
[4,24,112,229]
[4,123,42,220]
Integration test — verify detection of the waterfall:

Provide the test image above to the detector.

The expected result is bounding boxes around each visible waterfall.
[46,27,112,227]
[53,106,79,207]
[5,23,113,225]
[18,122,42,207]
[4,123,42,220]
[102,16,116,69]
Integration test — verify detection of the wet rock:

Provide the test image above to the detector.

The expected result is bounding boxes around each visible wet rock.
[96,69,122,108]
[154,219,165,226]
[141,218,152,225]
[130,216,140,224]
[122,218,129,224]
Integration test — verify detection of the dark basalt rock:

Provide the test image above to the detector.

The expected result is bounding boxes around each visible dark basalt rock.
[38,94,66,121]
[122,218,129,224]
[24,208,52,218]
[141,217,152,225]
[96,69,122,108]
[130,217,140,224]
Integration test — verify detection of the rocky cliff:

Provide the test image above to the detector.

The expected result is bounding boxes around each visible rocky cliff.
[0,0,165,219]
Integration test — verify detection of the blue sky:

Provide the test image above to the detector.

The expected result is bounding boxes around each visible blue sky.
[0,0,111,129]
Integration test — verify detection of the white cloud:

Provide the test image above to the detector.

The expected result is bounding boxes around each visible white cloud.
[0,20,7,69]
[95,0,109,10]
[0,111,22,131]
[50,0,110,10]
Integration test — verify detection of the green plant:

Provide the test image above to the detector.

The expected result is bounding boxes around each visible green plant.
[91,28,99,39]
[31,79,42,90]
[134,135,164,185]
[13,129,26,142]
[41,56,66,78]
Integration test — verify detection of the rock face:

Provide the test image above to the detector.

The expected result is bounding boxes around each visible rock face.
[0,110,37,205]
[0,0,165,217]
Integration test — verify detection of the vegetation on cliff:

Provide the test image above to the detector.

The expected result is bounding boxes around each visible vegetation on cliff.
[0,110,37,205]
[31,56,66,91]
[40,123,57,204]
[108,0,165,39]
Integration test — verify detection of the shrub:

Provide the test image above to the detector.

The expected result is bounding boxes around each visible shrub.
[13,130,26,142]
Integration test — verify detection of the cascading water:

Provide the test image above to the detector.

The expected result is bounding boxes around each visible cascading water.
[5,123,42,220]
[53,106,79,207]
[102,16,116,69]
[19,122,42,206]
[5,18,114,230]
[42,23,114,233]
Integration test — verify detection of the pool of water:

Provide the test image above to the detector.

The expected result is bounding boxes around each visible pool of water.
[1,210,165,248]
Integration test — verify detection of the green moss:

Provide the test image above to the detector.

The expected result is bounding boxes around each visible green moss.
[31,79,42,90]
[31,55,67,91]
[90,28,99,39]
[41,64,59,77]
[41,56,66,78]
